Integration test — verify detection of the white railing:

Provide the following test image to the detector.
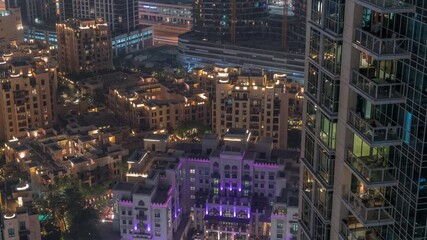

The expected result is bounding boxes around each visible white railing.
[356,0,414,11]
[351,69,403,101]
[342,186,394,225]
[346,149,397,185]
[348,110,401,144]
[354,28,408,56]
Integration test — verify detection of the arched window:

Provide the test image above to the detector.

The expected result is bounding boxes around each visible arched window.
[244,164,250,170]
[138,200,145,206]
[224,165,230,171]
[213,162,219,168]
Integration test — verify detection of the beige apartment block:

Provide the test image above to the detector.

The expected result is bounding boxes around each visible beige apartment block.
[193,67,304,149]
[56,19,113,75]
[108,78,210,131]
[0,43,57,142]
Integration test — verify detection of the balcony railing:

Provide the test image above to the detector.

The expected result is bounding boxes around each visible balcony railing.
[341,186,394,226]
[348,110,401,146]
[345,150,397,187]
[351,69,404,104]
[353,28,410,59]
[355,0,415,13]
[340,219,384,240]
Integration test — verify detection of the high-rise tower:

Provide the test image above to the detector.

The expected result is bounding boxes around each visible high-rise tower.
[301,0,427,239]
[192,0,269,42]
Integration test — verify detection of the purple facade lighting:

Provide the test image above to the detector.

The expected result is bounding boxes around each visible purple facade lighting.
[253,162,279,169]
[118,201,134,206]
[188,158,209,163]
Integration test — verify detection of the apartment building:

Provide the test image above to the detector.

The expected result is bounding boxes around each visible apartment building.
[4,126,129,188]
[59,0,138,34]
[113,149,188,240]
[2,182,41,240]
[0,8,23,48]
[301,1,427,240]
[108,78,210,131]
[182,129,296,240]
[56,19,112,75]
[193,67,303,148]
[113,128,300,240]
[57,0,153,55]
[0,42,57,142]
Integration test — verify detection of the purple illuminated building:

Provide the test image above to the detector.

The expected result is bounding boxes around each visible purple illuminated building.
[112,128,299,239]
[181,128,298,239]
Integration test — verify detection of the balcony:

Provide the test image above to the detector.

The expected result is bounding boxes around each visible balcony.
[354,0,415,13]
[345,150,397,187]
[353,28,410,60]
[341,186,394,227]
[340,218,384,240]
[348,110,401,146]
[351,69,404,104]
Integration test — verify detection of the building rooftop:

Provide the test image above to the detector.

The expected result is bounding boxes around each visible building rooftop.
[152,186,171,204]
[134,184,155,195]
[114,182,135,192]
[48,144,62,151]
[70,156,89,165]
[144,133,170,141]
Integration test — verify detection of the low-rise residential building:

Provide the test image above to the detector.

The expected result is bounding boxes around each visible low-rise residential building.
[113,128,300,240]
[108,78,210,131]
[113,148,188,240]
[2,181,41,240]
[4,127,129,188]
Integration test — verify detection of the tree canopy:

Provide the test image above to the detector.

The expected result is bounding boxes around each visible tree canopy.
[35,176,105,240]
[173,121,210,142]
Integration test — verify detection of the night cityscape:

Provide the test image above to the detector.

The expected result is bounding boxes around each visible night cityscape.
[0,0,426,240]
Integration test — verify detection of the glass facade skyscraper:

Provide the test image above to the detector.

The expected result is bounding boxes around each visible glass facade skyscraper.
[301,0,427,239]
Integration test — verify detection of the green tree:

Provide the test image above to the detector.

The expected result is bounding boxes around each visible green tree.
[174,121,210,142]
[35,176,102,240]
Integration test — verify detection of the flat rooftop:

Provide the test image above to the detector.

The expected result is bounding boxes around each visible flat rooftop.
[70,156,89,165]
[114,182,135,192]
[152,186,170,204]
[134,184,155,195]
[144,133,169,141]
